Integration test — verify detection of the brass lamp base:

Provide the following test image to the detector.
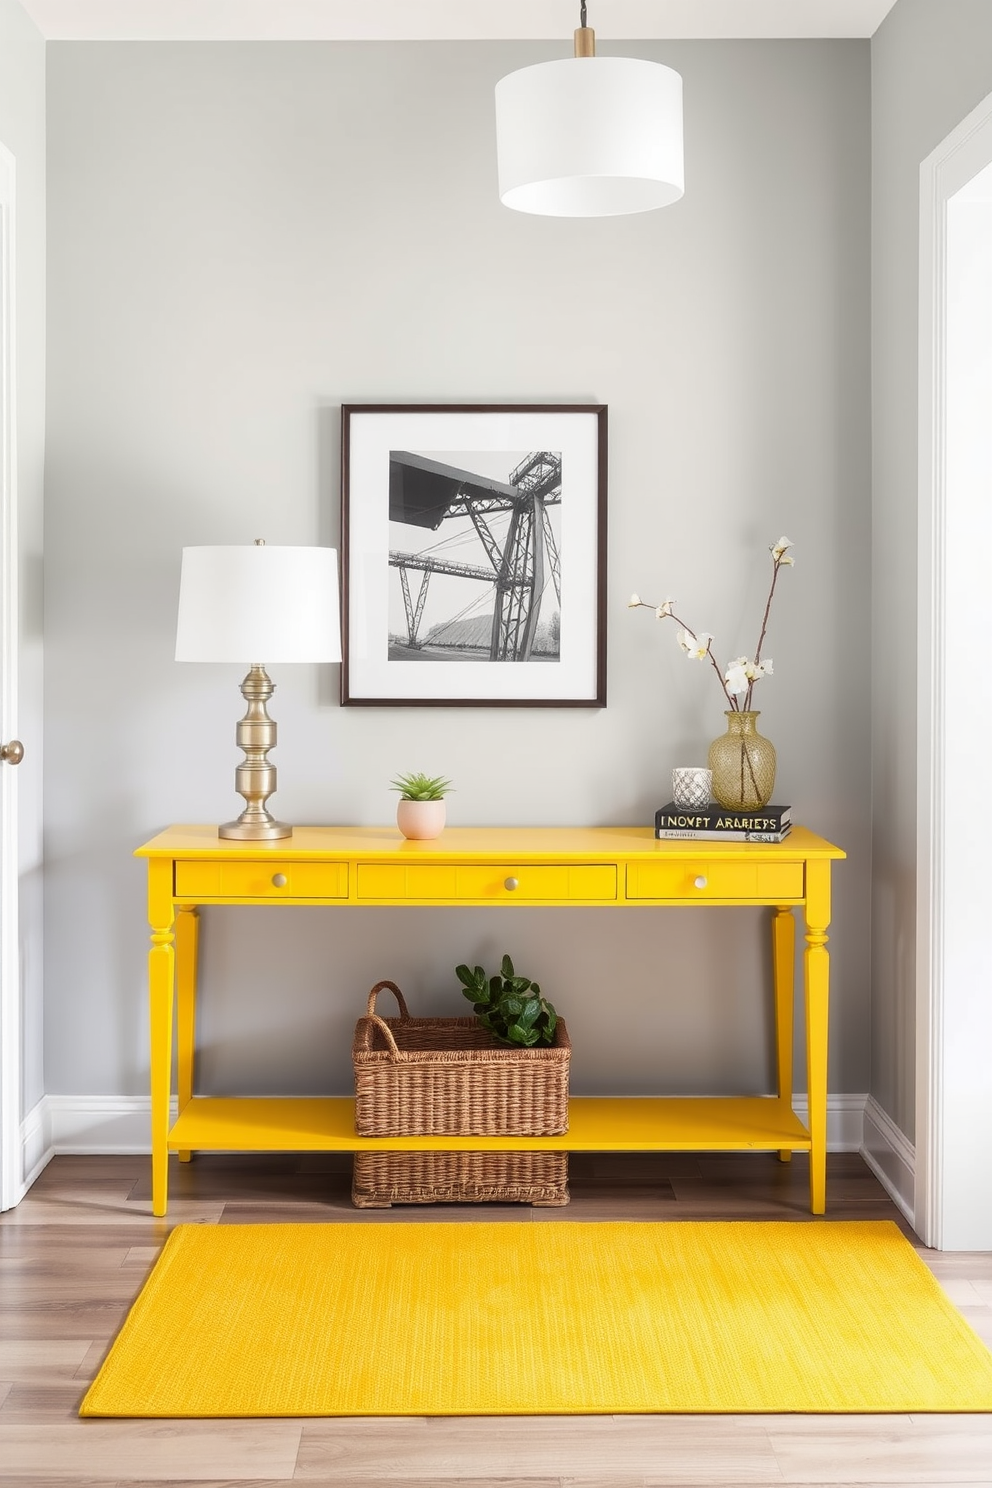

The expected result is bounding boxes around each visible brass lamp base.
[219,815,291,841]
[218,664,293,841]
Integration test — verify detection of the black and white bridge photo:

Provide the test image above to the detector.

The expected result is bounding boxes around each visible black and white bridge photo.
[387,449,562,664]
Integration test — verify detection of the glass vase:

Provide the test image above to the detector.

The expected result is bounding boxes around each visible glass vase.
[707,711,777,811]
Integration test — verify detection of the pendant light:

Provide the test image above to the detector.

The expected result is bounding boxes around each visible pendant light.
[495,1,684,218]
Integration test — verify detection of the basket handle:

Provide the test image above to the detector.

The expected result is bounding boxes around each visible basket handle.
[365,980,409,1058]
[367,979,410,1019]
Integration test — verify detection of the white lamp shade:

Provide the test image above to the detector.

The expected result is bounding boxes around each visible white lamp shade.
[175,545,342,664]
[495,56,684,218]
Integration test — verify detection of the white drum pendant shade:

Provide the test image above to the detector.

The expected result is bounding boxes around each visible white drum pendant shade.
[495,56,684,218]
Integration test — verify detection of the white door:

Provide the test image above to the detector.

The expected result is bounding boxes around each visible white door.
[0,142,23,1212]
[917,92,992,1250]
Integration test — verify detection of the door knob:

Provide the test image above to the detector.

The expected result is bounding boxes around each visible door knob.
[694,875,708,889]
[271,873,288,888]
[504,877,519,891]
[0,740,23,765]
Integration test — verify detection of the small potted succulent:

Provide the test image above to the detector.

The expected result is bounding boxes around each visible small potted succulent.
[390,771,452,840]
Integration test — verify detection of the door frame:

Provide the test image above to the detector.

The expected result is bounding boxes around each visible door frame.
[916,89,992,1250]
[0,141,20,1212]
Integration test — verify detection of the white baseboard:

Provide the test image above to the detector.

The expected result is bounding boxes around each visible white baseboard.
[861,1095,916,1225]
[792,1092,867,1151]
[17,1098,50,1200]
[27,1094,178,1159]
[24,1092,867,1159]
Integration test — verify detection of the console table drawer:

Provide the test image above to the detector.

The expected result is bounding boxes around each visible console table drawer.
[174,861,349,900]
[626,860,804,901]
[356,863,617,903]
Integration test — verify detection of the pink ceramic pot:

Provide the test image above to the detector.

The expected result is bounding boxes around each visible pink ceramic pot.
[396,799,446,840]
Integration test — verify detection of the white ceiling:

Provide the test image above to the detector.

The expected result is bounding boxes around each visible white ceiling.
[18,0,900,42]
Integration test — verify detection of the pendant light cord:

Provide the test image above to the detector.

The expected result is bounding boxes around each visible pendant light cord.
[575,0,594,57]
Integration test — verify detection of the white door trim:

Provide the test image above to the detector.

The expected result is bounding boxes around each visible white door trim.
[917,88,992,1251]
[0,142,20,1212]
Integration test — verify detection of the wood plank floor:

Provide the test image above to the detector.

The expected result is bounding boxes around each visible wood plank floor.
[2,1151,991,1486]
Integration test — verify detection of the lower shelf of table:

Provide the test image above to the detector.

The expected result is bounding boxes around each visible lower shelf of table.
[166,1096,812,1154]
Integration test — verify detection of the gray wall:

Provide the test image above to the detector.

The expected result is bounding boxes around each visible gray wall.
[871,0,992,1141]
[0,0,45,1123]
[44,40,871,1104]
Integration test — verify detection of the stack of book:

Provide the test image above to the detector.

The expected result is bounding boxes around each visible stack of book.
[654,802,792,843]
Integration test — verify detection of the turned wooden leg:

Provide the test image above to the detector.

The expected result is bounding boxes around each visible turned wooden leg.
[804,860,832,1215]
[148,860,176,1218]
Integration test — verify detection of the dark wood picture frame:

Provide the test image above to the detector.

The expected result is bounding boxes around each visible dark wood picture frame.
[340,403,607,707]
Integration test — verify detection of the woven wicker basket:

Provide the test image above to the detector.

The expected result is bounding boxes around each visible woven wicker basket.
[352,1151,569,1208]
[353,980,570,1137]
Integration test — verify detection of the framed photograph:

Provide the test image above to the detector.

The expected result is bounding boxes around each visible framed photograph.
[341,404,607,707]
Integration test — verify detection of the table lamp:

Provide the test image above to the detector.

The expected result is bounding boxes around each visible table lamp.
[175,541,341,840]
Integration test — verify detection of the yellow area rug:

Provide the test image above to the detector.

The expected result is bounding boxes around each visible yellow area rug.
[80,1220,992,1417]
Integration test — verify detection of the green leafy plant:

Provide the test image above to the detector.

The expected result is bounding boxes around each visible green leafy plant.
[389,771,453,801]
[455,954,559,1048]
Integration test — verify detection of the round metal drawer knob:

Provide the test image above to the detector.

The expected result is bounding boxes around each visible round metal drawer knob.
[694,875,708,889]
[272,873,288,888]
[504,877,519,891]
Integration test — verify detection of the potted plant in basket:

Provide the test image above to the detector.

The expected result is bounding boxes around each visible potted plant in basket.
[390,771,453,840]
[456,954,560,1047]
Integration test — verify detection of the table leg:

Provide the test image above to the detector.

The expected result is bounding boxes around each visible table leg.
[772,906,795,1162]
[175,905,199,1163]
[148,859,176,1218]
[804,860,832,1215]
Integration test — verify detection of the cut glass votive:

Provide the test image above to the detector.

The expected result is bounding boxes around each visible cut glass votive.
[672,767,712,809]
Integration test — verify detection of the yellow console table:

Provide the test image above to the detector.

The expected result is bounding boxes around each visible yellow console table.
[136,824,845,1217]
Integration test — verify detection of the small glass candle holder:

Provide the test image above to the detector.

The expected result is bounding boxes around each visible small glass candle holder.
[672,766,712,809]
